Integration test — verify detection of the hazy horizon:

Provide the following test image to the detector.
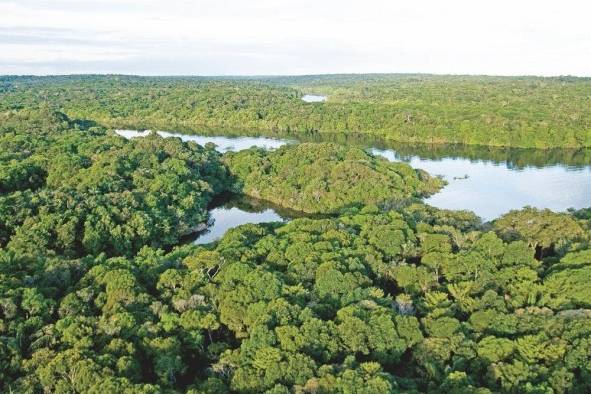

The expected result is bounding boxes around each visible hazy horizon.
[3,72,590,79]
[1,0,590,77]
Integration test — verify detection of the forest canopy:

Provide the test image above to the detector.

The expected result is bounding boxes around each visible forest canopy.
[0,108,232,257]
[1,74,591,149]
[1,202,590,393]
[224,142,444,213]
[0,95,591,392]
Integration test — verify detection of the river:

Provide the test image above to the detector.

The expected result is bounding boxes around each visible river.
[116,129,591,243]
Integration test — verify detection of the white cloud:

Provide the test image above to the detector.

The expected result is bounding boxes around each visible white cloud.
[0,0,590,75]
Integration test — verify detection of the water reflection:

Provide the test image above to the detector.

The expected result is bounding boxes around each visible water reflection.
[116,129,292,152]
[290,131,591,170]
[372,148,591,221]
[116,128,591,221]
[193,194,307,244]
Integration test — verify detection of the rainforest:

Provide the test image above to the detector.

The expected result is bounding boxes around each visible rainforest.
[1,75,591,393]
[1,74,591,149]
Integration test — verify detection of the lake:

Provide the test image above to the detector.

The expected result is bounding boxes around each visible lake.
[372,147,591,220]
[117,129,591,242]
[192,193,299,244]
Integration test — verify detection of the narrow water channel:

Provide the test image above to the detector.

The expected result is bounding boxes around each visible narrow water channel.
[117,129,591,242]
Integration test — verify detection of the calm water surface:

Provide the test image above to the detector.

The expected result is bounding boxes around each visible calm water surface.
[371,148,591,220]
[301,94,327,103]
[116,129,291,151]
[117,129,591,240]
[193,194,306,244]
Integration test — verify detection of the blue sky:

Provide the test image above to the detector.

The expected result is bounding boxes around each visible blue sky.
[1,0,590,76]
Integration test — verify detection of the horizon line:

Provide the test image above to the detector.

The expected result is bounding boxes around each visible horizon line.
[2,72,591,79]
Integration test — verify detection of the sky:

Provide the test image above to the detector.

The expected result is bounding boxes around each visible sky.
[1,0,590,76]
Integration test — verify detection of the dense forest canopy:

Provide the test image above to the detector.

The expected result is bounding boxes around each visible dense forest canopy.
[0,108,232,257]
[2,196,591,392]
[224,142,443,213]
[1,79,591,392]
[1,74,591,149]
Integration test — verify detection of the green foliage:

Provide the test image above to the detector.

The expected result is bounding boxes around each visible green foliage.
[2,205,591,392]
[0,109,231,256]
[494,207,587,258]
[1,98,591,393]
[2,74,591,148]
[541,250,591,309]
[225,142,443,213]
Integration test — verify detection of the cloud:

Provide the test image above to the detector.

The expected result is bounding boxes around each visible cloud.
[0,27,124,48]
[0,0,590,75]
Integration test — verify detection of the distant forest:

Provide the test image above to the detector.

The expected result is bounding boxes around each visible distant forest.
[1,74,590,148]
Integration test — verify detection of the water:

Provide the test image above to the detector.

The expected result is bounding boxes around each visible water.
[193,194,304,244]
[115,129,291,152]
[195,207,283,244]
[116,129,591,239]
[301,94,327,103]
[371,148,591,221]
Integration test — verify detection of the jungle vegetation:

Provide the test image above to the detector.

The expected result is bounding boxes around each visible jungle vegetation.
[1,104,591,393]
[0,107,232,257]
[224,142,444,214]
[1,74,591,149]
[1,198,591,392]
